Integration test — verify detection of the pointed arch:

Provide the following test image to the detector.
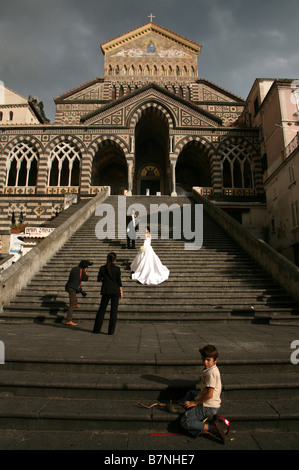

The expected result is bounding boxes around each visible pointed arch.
[5,141,40,187]
[134,107,170,194]
[88,135,130,158]
[175,139,213,192]
[90,138,128,195]
[218,137,260,191]
[48,141,82,187]
[173,135,215,158]
[127,100,175,130]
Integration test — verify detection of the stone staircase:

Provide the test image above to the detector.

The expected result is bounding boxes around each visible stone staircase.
[2,195,299,323]
[1,195,299,443]
[0,348,299,435]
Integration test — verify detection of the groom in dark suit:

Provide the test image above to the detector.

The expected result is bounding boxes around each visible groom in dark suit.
[126,208,139,249]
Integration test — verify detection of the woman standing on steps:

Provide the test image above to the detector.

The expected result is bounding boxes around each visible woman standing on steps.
[130,227,169,286]
[93,252,123,335]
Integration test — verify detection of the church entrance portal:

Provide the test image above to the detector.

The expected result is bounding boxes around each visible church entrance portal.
[134,108,169,195]
[140,164,161,195]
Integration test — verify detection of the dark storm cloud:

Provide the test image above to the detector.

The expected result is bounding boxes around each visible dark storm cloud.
[1,0,298,122]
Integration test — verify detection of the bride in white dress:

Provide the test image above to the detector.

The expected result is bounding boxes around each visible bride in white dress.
[130,227,169,285]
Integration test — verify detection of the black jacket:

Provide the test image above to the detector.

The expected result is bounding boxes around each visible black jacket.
[126,215,139,238]
[98,264,122,295]
[65,267,88,293]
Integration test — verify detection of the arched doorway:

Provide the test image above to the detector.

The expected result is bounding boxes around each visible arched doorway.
[175,141,211,193]
[92,141,127,195]
[134,107,169,195]
[138,163,162,195]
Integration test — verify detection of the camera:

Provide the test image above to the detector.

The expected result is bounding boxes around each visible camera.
[79,260,93,269]
[77,260,92,297]
[78,288,87,297]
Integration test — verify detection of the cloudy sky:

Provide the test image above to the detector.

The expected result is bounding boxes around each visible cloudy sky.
[1,0,298,122]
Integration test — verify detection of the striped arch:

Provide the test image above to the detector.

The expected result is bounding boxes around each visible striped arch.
[0,135,44,190]
[41,135,86,191]
[174,136,216,191]
[2,135,44,157]
[217,136,260,160]
[127,101,174,130]
[44,134,86,157]
[173,135,215,158]
[217,136,263,194]
[89,135,129,194]
[88,135,130,158]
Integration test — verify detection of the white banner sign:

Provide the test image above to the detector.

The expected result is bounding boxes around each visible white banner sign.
[24,227,55,238]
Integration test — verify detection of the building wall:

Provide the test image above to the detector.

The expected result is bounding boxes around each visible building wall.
[0,86,43,125]
[246,79,299,263]
[265,143,299,262]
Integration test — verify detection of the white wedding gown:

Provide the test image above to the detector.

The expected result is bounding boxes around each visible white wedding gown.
[130,236,169,285]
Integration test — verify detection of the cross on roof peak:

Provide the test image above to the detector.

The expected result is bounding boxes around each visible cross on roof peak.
[148,13,155,22]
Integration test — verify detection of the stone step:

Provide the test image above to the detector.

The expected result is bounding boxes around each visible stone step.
[39,268,263,280]
[7,305,295,319]
[6,299,297,312]
[8,288,296,302]
[42,263,267,272]
[23,280,283,289]
[3,305,297,316]
[2,351,296,374]
[15,291,290,302]
[28,275,281,285]
[46,250,257,256]
[12,286,291,297]
[32,272,271,281]
[0,394,298,432]
[2,311,298,325]
[0,370,298,401]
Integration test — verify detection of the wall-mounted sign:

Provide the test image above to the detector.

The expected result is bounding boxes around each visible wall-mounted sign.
[24,227,55,238]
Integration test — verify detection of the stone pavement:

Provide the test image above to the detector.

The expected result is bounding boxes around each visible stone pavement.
[1,428,299,451]
[1,318,298,363]
[0,319,299,451]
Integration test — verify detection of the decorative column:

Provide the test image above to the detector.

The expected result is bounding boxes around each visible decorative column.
[80,150,93,195]
[126,156,134,196]
[170,156,177,197]
[36,152,49,194]
[211,153,223,198]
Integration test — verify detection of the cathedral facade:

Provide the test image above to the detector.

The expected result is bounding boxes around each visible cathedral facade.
[0,22,263,237]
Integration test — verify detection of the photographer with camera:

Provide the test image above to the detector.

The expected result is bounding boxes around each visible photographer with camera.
[65,260,93,326]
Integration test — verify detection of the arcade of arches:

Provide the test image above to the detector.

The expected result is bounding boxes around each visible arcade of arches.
[3,132,257,197]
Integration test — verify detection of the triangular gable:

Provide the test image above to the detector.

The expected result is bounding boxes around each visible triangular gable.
[101,22,202,57]
[0,85,28,105]
[80,83,222,128]
[198,79,245,103]
[108,31,194,61]
[54,78,104,103]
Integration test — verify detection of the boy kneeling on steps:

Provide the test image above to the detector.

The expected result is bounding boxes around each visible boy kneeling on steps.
[178,344,225,444]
